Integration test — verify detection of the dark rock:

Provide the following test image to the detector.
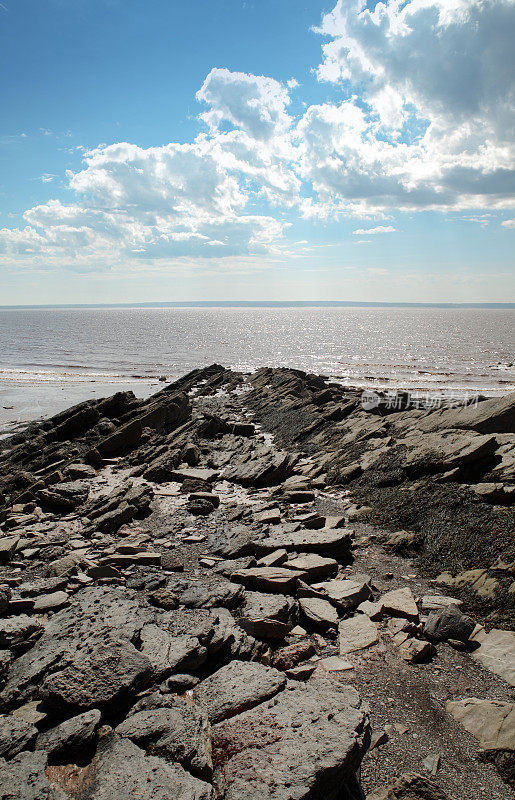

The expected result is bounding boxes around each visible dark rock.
[271,639,316,670]
[36,709,101,757]
[187,498,216,516]
[195,661,286,724]
[424,605,476,643]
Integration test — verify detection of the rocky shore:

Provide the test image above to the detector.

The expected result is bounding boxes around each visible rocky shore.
[0,364,513,799]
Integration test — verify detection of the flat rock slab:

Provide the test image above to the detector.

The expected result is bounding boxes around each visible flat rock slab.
[299,597,339,629]
[309,578,372,610]
[380,587,419,621]
[402,430,497,470]
[446,698,515,752]
[231,567,307,594]
[367,772,451,800]
[212,678,369,800]
[284,553,338,580]
[195,661,286,724]
[163,574,244,610]
[252,528,352,559]
[169,468,219,483]
[471,628,515,686]
[339,615,379,654]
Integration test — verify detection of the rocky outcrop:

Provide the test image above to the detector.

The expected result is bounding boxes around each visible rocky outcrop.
[0,365,512,799]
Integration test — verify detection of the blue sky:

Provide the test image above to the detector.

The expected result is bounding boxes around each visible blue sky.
[0,0,514,303]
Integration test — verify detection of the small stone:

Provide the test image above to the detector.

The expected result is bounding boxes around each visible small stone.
[33,591,69,612]
[318,656,354,672]
[422,753,441,775]
[398,638,434,663]
[380,587,419,621]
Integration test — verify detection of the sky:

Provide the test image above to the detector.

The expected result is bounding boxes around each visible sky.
[0,0,514,304]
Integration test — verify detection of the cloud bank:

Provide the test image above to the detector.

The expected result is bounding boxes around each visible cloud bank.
[1,0,514,271]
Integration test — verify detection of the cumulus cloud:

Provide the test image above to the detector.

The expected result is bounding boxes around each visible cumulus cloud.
[502,218,515,228]
[197,68,292,141]
[307,0,515,212]
[353,226,396,235]
[2,2,514,272]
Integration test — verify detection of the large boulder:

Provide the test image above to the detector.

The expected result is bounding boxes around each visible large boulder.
[212,678,369,800]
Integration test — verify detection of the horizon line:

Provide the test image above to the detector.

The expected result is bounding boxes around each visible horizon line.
[0,301,514,309]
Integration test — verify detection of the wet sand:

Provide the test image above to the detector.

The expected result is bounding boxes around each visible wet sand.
[0,376,160,435]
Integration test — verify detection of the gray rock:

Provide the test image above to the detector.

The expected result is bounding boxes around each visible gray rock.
[164,574,244,610]
[67,733,213,799]
[0,587,157,710]
[402,430,497,471]
[231,566,307,594]
[195,661,286,724]
[252,528,352,559]
[339,615,379,654]
[139,625,207,678]
[0,536,19,565]
[238,591,292,639]
[212,678,369,800]
[307,577,372,610]
[0,713,38,759]
[33,591,69,613]
[41,639,153,712]
[367,772,451,800]
[471,627,515,686]
[424,605,475,643]
[0,615,44,652]
[380,587,419,621]
[0,749,65,799]
[284,553,338,580]
[223,450,296,487]
[116,701,212,779]
[299,596,339,629]
[36,709,101,757]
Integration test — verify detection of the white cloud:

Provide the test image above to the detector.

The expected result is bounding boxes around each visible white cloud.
[196,68,292,141]
[307,0,515,213]
[502,218,515,228]
[353,225,396,235]
[2,2,514,276]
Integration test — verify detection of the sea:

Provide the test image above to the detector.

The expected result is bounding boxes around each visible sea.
[0,304,513,430]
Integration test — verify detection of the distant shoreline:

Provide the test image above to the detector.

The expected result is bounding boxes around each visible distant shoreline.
[1,302,514,310]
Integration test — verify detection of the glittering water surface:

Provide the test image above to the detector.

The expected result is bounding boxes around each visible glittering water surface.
[0,306,513,394]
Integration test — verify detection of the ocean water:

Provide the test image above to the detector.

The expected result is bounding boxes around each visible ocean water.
[0,305,514,426]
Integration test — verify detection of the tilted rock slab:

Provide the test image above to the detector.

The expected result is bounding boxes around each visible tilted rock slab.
[446,698,515,752]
